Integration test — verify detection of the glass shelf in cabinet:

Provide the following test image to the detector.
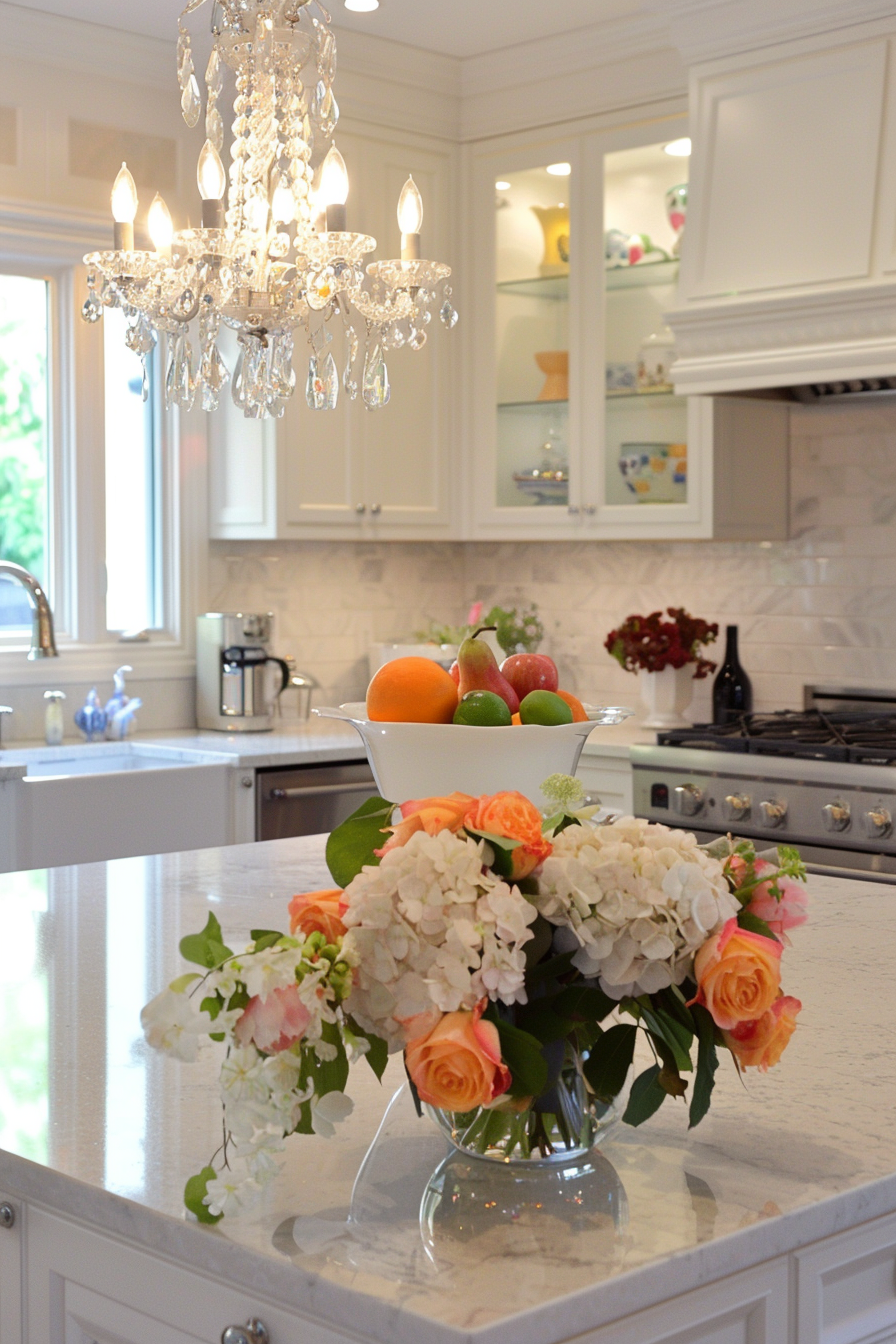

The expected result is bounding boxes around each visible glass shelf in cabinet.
[498,399,569,410]
[496,275,568,301]
[605,258,679,290]
[605,390,682,408]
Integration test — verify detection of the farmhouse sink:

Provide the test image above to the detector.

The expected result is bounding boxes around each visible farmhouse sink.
[0,743,235,873]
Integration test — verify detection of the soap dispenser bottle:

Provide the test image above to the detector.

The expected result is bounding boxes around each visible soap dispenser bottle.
[44,690,66,745]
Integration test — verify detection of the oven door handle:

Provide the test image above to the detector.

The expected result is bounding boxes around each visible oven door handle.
[268,782,376,801]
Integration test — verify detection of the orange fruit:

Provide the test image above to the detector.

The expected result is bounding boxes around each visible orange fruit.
[367,657,459,724]
[555,690,588,723]
[511,712,521,725]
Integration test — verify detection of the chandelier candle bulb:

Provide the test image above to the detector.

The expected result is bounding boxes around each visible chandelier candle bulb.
[319,145,349,233]
[147,193,174,259]
[197,140,226,229]
[398,175,423,261]
[110,162,137,251]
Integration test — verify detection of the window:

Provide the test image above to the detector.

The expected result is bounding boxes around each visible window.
[103,308,161,634]
[0,274,50,632]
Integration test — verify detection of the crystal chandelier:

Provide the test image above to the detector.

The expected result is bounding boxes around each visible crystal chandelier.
[81,0,458,419]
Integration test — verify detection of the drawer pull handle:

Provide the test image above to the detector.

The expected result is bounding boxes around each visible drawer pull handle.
[0,1203,14,1228]
[269,782,373,801]
[222,1320,269,1344]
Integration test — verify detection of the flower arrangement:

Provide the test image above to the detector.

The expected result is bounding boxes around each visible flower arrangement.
[142,777,807,1223]
[605,607,719,678]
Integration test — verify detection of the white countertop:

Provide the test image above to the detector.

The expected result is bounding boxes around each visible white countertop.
[582,718,657,758]
[1,835,894,1343]
[2,717,368,771]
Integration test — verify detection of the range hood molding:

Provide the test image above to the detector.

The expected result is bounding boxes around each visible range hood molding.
[668,283,896,396]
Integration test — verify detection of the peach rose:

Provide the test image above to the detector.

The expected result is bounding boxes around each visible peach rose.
[404,1000,511,1111]
[463,790,553,879]
[234,984,311,1054]
[691,917,782,1030]
[742,861,809,944]
[289,888,346,942]
[724,995,802,1071]
[375,792,475,857]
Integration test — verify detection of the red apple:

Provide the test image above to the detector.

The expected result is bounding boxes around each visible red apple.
[500,653,559,699]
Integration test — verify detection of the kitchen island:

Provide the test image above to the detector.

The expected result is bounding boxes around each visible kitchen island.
[1,836,894,1344]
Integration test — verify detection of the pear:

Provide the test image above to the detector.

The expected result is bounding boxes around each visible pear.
[456,627,520,715]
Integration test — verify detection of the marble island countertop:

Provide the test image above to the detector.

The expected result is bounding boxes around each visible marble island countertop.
[1,836,891,1344]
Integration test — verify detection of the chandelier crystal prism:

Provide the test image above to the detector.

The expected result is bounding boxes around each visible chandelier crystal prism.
[81,0,457,419]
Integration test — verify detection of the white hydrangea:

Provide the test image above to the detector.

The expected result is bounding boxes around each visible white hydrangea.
[534,817,738,999]
[341,829,538,1048]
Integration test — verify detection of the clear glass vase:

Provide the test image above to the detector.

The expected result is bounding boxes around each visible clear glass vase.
[426,1046,619,1166]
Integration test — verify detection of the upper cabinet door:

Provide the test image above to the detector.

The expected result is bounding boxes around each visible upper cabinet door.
[680,38,888,301]
[468,138,584,534]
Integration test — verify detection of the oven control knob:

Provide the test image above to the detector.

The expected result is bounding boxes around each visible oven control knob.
[822,801,851,832]
[723,793,751,822]
[759,799,788,828]
[672,784,705,817]
[863,807,892,839]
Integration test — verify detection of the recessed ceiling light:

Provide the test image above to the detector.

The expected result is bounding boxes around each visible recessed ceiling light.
[345,0,379,11]
[546,162,571,177]
[557,201,565,208]
[495,180,511,191]
[664,137,692,158]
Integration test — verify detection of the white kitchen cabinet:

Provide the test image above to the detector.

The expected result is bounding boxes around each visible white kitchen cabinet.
[794,1211,896,1344]
[464,119,791,541]
[25,1207,353,1344]
[209,128,457,542]
[0,1196,22,1344]
[667,21,896,394]
[576,749,634,815]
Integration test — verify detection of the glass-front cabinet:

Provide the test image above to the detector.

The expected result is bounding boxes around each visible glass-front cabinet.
[469,122,717,539]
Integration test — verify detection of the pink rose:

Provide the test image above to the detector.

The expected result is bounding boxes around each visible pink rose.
[234,984,310,1054]
[743,860,808,944]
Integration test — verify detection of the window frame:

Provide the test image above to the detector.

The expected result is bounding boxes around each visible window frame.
[0,203,205,686]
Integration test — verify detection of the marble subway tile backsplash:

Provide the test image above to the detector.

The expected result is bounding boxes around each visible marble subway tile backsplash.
[208,402,896,718]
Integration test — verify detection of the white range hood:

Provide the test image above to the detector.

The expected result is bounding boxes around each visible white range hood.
[662,3,896,396]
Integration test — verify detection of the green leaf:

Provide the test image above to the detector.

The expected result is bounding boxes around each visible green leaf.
[184,1167,223,1224]
[736,910,779,942]
[465,829,522,880]
[522,917,555,968]
[689,1003,720,1129]
[314,1022,350,1096]
[642,1006,694,1073]
[169,973,201,994]
[491,1018,549,1099]
[200,995,222,1021]
[623,1065,666,1126]
[325,796,395,888]
[250,929,284,952]
[515,1003,575,1045]
[583,1023,637,1103]
[347,1018,389,1081]
[655,986,696,1034]
[179,913,233,969]
[552,984,616,1023]
[525,949,575,988]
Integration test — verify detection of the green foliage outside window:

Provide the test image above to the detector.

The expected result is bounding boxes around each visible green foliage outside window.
[0,276,48,580]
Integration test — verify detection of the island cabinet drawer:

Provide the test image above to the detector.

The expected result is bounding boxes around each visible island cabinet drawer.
[578,1257,790,1344]
[576,757,633,816]
[795,1210,896,1344]
[25,1207,356,1344]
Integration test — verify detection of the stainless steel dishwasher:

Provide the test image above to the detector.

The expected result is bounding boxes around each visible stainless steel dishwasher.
[256,760,378,840]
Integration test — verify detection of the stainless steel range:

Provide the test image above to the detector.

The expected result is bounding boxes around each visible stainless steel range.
[631,686,896,881]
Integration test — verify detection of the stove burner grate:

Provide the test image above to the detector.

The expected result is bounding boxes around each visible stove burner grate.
[658,710,896,763]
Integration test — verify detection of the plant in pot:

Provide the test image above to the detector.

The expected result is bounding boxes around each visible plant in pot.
[604,607,718,729]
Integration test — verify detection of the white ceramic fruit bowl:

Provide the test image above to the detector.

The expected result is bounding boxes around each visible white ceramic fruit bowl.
[313,702,634,805]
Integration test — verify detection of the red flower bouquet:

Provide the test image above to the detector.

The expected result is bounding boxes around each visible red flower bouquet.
[605,607,719,679]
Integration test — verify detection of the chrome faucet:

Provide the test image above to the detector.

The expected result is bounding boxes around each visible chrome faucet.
[0,562,58,659]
